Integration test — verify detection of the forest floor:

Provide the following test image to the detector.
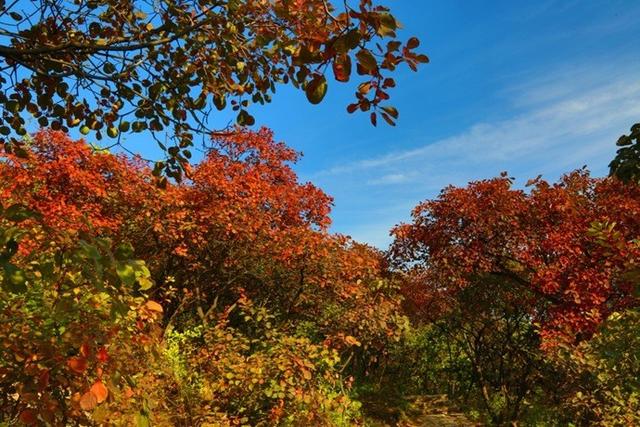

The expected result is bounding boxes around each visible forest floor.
[363,394,479,427]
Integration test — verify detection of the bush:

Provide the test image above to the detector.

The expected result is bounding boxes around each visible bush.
[151,296,362,426]
[553,308,640,426]
[0,205,160,425]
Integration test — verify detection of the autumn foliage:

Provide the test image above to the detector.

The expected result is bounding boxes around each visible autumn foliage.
[0,129,404,425]
[1,124,639,425]
[0,0,427,178]
[388,169,640,424]
[391,171,640,345]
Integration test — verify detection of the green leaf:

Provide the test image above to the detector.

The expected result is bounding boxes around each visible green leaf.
[213,94,227,111]
[305,75,328,105]
[119,121,131,132]
[135,413,151,427]
[114,243,135,261]
[4,204,39,223]
[356,49,377,73]
[333,29,361,54]
[138,276,154,291]
[103,62,116,74]
[2,262,27,293]
[4,239,18,258]
[132,260,153,290]
[376,12,397,37]
[38,260,55,281]
[116,262,136,287]
[236,110,255,126]
[13,146,29,159]
[107,127,119,138]
[78,240,102,261]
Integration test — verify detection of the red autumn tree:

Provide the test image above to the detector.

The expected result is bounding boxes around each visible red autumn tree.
[138,128,404,354]
[391,170,640,345]
[0,129,155,238]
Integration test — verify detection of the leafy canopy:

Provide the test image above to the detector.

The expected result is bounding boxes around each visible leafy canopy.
[391,171,640,345]
[610,122,640,184]
[0,0,427,179]
[0,129,406,424]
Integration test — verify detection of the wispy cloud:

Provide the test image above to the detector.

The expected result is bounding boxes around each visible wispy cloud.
[367,173,415,185]
[321,66,640,182]
[319,62,640,248]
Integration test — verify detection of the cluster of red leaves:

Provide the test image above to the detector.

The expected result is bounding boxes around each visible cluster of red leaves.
[391,170,640,345]
[168,127,333,257]
[0,130,154,237]
[150,129,402,351]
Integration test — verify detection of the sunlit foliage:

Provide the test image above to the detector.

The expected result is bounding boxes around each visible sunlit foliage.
[0,0,426,178]
[0,130,405,425]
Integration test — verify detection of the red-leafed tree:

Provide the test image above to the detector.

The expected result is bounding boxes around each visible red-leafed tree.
[0,129,156,238]
[387,171,640,424]
[136,128,404,354]
[391,170,640,345]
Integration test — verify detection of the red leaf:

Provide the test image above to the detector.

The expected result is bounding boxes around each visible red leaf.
[96,347,109,363]
[67,356,88,374]
[332,54,352,83]
[19,410,37,425]
[406,37,420,49]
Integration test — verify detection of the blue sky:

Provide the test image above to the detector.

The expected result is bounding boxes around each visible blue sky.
[121,0,640,248]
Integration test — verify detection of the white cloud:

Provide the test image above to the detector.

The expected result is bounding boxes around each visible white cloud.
[367,173,415,185]
[322,69,640,181]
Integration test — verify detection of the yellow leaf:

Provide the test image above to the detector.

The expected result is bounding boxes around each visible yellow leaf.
[145,300,163,313]
[344,335,361,347]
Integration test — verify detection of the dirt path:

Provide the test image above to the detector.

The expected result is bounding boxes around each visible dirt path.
[365,394,478,427]
[397,395,477,426]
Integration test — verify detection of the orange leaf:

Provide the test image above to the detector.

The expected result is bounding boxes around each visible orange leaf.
[344,335,361,347]
[71,392,81,405]
[90,381,109,403]
[80,391,97,411]
[124,386,134,399]
[67,356,88,374]
[80,343,91,357]
[145,300,163,313]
